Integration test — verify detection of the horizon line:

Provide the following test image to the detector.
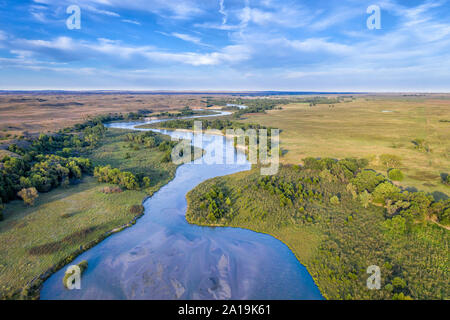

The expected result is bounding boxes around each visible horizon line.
[0,90,448,95]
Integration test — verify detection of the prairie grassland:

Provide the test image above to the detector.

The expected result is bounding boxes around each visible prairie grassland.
[0,177,146,298]
[0,94,210,136]
[240,97,450,195]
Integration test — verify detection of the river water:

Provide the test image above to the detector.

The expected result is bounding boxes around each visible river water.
[40,112,323,300]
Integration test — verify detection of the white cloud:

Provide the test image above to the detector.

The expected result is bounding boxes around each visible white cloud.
[171,33,203,45]
[5,35,250,67]
[122,19,141,25]
[84,5,120,17]
[32,0,205,20]
[3,0,448,91]
[219,0,227,24]
[286,38,353,55]
[157,31,212,47]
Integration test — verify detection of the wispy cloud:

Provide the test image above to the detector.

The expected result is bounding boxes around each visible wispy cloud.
[122,19,141,26]
[2,34,249,67]
[84,5,120,17]
[1,0,449,91]
[219,0,227,24]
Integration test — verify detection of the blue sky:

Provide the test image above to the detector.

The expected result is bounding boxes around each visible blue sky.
[0,0,449,91]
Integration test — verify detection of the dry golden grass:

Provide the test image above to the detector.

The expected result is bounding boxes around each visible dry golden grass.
[0,94,212,136]
[241,97,450,194]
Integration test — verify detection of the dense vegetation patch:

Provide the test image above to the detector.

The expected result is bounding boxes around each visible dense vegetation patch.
[152,106,215,118]
[187,158,449,300]
[137,118,271,133]
[0,120,104,216]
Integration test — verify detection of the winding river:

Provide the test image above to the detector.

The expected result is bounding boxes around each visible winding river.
[40,111,323,300]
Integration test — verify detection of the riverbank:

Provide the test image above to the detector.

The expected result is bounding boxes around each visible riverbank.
[0,128,180,299]
[185,195,326,299]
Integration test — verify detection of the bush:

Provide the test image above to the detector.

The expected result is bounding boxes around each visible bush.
[359,190,372,208]
[441,173,449,185]
[142,177,151,188]
[412,139,430,152]
[130,204,144,215]
[17,187,39,206]
[391,277,407,290]
[101,186,123,194]
[388,169,404,181]
[380,154,402,168]
[330,196,340,205]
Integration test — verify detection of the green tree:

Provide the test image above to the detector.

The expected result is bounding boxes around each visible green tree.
[143,177,151,188]
[440,207,450,225]
[383,210,407,237]
[359,190,372,208]
[372,182,401,204]
[207,211,216,222]
[351,170,385,193]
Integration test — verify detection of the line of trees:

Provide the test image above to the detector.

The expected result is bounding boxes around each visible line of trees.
[147,118,272,133]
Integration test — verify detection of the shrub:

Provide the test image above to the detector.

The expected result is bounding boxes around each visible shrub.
[130,204,144,215]
[391,277,407,290]
[101,186,123,194]
[441,173,449,185]
[388,169,404,181]
[411,138,430,152]
[330,196,340,205]
[359,190,372,208]
[17,187,39,206]
[379,154,402,168]
[142,177,151,188]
